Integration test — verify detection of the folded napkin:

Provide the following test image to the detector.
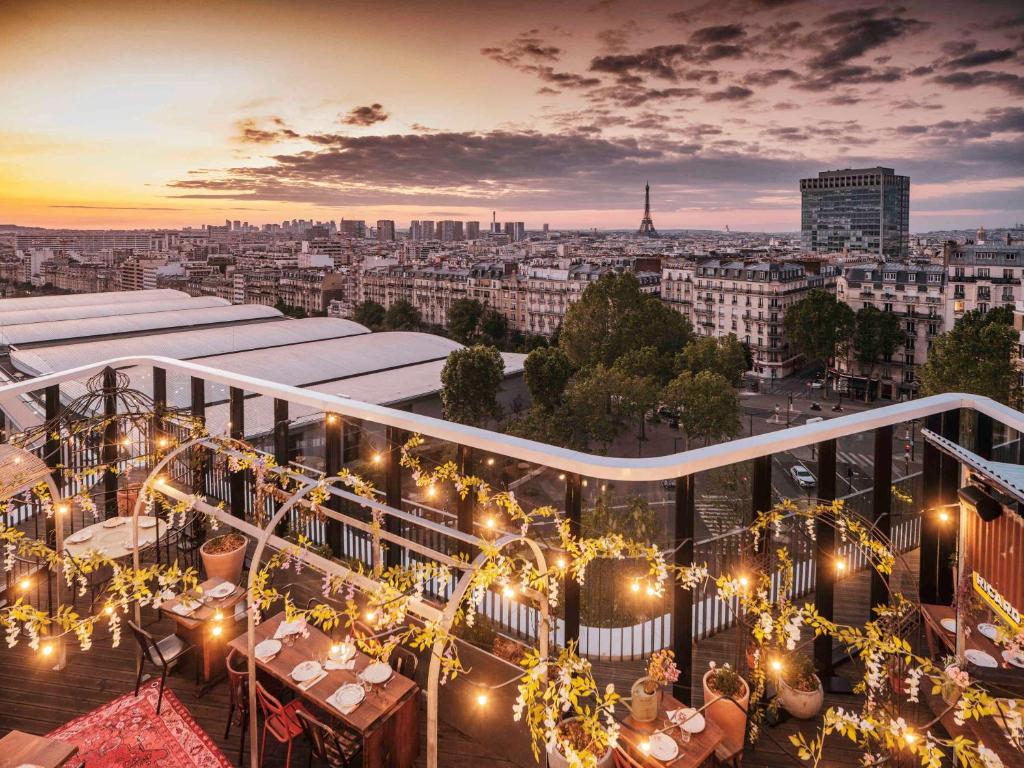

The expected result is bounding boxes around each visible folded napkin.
[274,620,302,639]
[298,670,328,691]
[256,653,277,664]
[325,658,355,671]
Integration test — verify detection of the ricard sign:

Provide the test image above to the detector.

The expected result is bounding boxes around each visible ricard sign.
[973,572,1022,630]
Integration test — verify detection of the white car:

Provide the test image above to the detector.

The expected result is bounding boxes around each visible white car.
[790,464,816,488]
[809,379,824,390]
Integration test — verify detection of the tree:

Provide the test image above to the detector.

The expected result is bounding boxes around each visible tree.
[479,308,509,347]
[440,346,505,426]
[524,347,574,410]
[383,299,423,330]
[784,289,855,367]
[447,299,484,343]
[919,307,1020,405]
[353,300,386,330]
[562,365,636,451]
[851,306,906,401]
[677,334,751,386]
[614,345,675,385]
[662,370,741,446]
[559,272,692,369]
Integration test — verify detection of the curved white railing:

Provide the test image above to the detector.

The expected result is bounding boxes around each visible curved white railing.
[0,354,1017,481]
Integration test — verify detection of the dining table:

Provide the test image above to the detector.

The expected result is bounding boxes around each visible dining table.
[921,603,1023,672]
[62,515,166,561]
[617,691,724,768]
[0,729,78,768]
[228,611,419,768]
[160,575,246,683]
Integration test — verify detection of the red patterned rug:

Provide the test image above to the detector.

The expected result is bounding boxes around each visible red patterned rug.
[47,679,232,767]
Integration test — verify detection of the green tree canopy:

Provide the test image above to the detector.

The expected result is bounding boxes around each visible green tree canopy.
[677,334,751,386]
[479,308,509,347]
[662,370,741,446]
[524,347,574,410]
[353,300,386,330]
[783,289,855,365]
[559,272,692,370]
[613,345,675,385]
[851,306,906,400]
[446,298,484,343]
[383,299,423,331]
[440,346,505,426]
[919,307,1020,404]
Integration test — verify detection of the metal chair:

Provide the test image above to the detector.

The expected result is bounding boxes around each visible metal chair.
[296,709,362,768]
[391,645,419,680]
[255,681,310,768]
[224,648,249,763]
[127,620,195,714]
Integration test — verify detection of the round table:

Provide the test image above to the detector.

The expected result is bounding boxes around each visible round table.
[63,515,167,561]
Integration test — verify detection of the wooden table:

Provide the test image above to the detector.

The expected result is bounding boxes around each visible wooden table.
[63,515,166,561]
[618,692,724,768]
[921,603,1019,670]
[229,612,419,768]
[160,576,246,683]
[0,729,78,768]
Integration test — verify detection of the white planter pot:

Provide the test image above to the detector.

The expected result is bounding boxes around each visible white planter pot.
[778,675,824,719]
[546,719,614,768]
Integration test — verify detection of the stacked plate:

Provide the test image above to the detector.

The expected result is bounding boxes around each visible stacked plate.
[291,661,323,683]
[360,661,392,685]
[255,639,282,661]
[66,530,92,544]
[102,517,125,528]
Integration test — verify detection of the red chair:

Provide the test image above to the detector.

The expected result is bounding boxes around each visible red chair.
[224,648,249,763]
[254,681,310,768]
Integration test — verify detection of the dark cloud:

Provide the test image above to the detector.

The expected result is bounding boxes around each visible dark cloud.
[704,85,755,101]
[342,104,389,126]
[233,117,300,144]
[796,64,905,91]
[932,69,1024,95]
[943,49,1017,69]
[690,24,746,44]
[741,68,799,86]
[590,44,698,80]
[806,7,928,72]
[481,33,562,67]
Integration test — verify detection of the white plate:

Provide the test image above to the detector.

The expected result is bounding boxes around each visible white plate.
[66,531,92,544]
[678,708,706,734]
[940,617,957,633]
[139,518,157,529]
[360,661,392,684]
[102,517,125,528]
[331,683,365,709]
[208,582,235,599]
[291,660,323,683]
[255,639,282,659]
[978,623,999,641]
[274,620,302,639]
[1003,650,1024,669]
[966,649,998,668]
[649,733,679,762]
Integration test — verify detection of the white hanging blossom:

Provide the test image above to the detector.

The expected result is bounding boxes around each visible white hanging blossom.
[904,666,923,703]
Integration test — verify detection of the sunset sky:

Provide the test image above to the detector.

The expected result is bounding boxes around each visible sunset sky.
[2,0,1023,231]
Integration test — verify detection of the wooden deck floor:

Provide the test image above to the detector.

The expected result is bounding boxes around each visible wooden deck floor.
[0,519,932,768]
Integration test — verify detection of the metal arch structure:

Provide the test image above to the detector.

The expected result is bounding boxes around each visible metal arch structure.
[126,434,554,768]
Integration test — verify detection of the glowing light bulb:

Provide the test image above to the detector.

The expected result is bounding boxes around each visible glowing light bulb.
[121,437,130,447]
[904,731,917,746]
[645,584,656,597]
[365,610,376,622]
[41,643,54,657]
[486,457,495,466]
[426,486,436,499]
[331,644,340,656]
[327,414,338,424]
[485,517,495,529]
[214,610,224,621]
[770,659,782,673]
[156,476,166,486]
[104,605,114,616]
[558,473,566,481]
[556,557,566,570]
[835,559,846,573]
[938,510,950,523]
[502,585,515,599]
[640,740,651,754]
[157,437,168,447]
[738,576,749,588]
[19,578,30,591]
[631,580,641,593]
[57,504,68,515]
[13,457,20,464]
[477,693,488,706]
[372,453,382,464]
[211,623,223,637]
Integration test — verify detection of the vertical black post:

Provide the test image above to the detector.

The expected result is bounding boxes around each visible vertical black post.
[324,414,343,556]
[871,426,892,608]
[152,366,167,462]
[273,399,289,535]
[102,367,118,519]
[751,455,772,550]
[936,409,961,604]
[563,472,582,648]
[43,385,61,547]
[228,387,245,519]
[190,377,207,496]
[343,418,362,464]
[814,440,836,676]
[671,475,694,704]
[976,412,993,460]
[385,426,405,569]
[456,445,475,558]
[920,412,943,604]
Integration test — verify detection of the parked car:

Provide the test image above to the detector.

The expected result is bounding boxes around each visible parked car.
[661,478,677,489]
[790,464,816,488]
[809,379,824,390]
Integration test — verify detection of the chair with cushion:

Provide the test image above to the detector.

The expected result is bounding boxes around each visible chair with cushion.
[127,620,195,714]
[255,681,309,768]
[296,709,362,768]
[224,648,250,763]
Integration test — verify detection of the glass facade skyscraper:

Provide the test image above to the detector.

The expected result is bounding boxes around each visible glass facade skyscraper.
[800,167,909,259]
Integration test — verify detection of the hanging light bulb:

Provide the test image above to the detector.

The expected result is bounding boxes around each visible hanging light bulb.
[631,580,641,593]
[476,692,489,706]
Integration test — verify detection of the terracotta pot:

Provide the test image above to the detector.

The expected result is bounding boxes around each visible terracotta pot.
[630,677,662,723]
[702,669,750,750]
[546,718,614,768]
[200,534,247,584]
[117,483,143,516]
[778,675,824,719]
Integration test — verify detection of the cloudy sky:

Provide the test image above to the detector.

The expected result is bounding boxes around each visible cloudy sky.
[2,0,1023,231]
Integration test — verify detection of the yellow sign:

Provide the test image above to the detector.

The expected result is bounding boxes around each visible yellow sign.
[973,572,1022,630]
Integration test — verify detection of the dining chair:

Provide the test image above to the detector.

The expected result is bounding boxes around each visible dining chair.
[224,648,250,763]
[127,620,195,714]
[391,645,419,680]
[255,681,310,768]
[295,710,363,768]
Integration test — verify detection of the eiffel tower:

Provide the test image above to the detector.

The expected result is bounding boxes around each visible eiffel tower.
[637,181,658,237]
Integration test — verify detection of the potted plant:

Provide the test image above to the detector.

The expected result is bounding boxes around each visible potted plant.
[939,656,970,706]
[702,662,749,749]
[547,718,614,768]
[776,653,824,719]
[631,649,679,723]
[200,532,248,584]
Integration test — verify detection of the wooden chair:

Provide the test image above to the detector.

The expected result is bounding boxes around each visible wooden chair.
[127,620,195,714]
[295,710,363,768]
[254,681,309,768]
[391,645,419,680]
[224,648,249,763]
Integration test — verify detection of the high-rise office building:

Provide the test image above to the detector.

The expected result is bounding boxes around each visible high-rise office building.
[466,221,481,239]
[800,167,909,259]
[377,220,396,242]
[504,222,525,242]
[339,219,367,238]
[437,220,464,241]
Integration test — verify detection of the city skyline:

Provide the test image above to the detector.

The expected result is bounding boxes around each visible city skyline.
[2,0,1023,231]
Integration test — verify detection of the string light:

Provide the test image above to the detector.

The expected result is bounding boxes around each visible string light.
[738,575,749,589]
[938,510,950,523]
[476,692,489,706]
[327,414,338,425]
[213,610,224,621]
[426,485,436,499]
[835,559,846,573]
[558,473,565,481]
[157,437,168,448]
[631,580,641,593]
[19,578,30,591]
[486,457,495,466]
[640,740,651,754]
[372,453,382,464]
[556,557,566,570]
[365,610,376,622]
[57,504,68,515]
[211,623,223,637]
[121,437,130,447]
[156,476,167,486]
[41,643,54,657]
[104,604,115,616]
[904,731,918,746]
[645,584,656,597]
[502,585,515,599]
[770,659,783,673]
[485,517,495,529]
